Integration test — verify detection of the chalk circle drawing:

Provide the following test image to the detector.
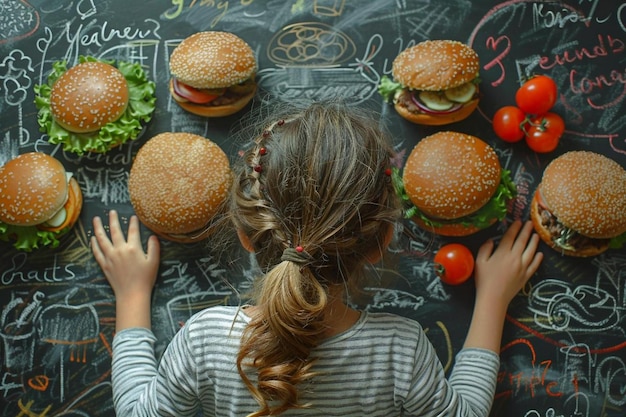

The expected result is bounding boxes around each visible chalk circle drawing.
[166,291,232,334]
[468,0,626,155]
[0,0,39,45]
[260,23,379,105]
[267,22,356,67]
[528,279,619,332]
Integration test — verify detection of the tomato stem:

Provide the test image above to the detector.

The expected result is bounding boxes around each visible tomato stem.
[519,115,547,133]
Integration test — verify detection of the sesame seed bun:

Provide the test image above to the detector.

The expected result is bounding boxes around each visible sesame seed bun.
[128,132,232,243]
[539,151,626,238]
[392,40,480,91]
[50,61,129,133]
[170,31,256,89]
[404,131,501,219]
[530,151,626,256]
[169,31,257,117]
[402,131,502,236]
[0,153,69,226]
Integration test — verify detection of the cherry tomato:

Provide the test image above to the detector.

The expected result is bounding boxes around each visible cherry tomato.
[515,75,558,115]
[524,112,565,153]
[433,243,475,285]
[493,106,527,143]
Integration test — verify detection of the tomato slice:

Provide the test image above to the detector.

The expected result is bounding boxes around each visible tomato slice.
[172,79,220,104]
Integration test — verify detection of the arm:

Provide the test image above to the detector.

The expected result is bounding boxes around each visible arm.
[91,210,160,331]
[464,220,543,352]
[93,211,201,416]
[443,221,542,416]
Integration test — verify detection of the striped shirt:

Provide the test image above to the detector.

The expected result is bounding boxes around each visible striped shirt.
[112,306,499,416]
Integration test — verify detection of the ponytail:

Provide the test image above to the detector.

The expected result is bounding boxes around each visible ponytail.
[237,260,328,416]
[230,100,401,416]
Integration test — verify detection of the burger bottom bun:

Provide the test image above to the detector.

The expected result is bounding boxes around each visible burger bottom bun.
[153,223,216,244]
[395,98,479,126]
[530,191,608,257]
[412,215,495,237]
[169,79,256,117]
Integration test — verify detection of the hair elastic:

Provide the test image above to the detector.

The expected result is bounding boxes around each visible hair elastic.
[281,246,313,265]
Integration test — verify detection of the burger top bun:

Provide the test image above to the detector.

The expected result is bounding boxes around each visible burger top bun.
[169,31,256,90]
[50,61,129,133]
[540,151,626,239]
[392,40,480,91]
[0,152,69,226]
[129,132,232,242]
[403,131,501,220]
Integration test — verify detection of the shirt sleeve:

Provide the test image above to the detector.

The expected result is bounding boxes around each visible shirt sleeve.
[403,336,499,417]
[448,348,500,416]
[111,325,202,417]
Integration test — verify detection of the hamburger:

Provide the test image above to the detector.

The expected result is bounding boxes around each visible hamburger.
[169,31,257,117]
[129,132,232,243]
[34,55,156,155]
[0,152,83,251]
[378,40,480,126]
[392,131,516,236]
[530,151,626,257]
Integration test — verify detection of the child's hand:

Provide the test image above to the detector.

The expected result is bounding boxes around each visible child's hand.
[91,210,160,300]
[474,220,543,309]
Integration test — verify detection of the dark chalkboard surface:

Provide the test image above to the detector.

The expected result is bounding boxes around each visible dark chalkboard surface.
[1,1,625,416]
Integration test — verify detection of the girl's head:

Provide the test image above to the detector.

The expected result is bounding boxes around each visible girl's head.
[231,99,400,416]
[231,99,400,286]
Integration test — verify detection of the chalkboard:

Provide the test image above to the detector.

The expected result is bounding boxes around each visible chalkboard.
[1,1,625,416]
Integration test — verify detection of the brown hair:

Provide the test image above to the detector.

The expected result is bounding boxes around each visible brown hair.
[230,100,400,416]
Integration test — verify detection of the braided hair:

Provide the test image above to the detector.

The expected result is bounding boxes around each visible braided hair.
[230,99,400,416]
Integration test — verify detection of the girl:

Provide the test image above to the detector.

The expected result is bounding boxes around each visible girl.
[91,100,543,416]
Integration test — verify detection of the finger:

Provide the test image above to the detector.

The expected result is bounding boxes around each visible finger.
[522,232,541,258]
[146,235,160,262]
[108,210,126,246]
[92,216,113,251]
[522,233,540,264]
[127,215,142,246]
[90,235,106,265]
[476,238,495,262]
[499,220,523,248]
[525,252,544,281]
[512,221,535,252]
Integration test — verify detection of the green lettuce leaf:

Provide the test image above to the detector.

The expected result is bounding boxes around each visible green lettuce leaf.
[34,55,156,155]
[378,76,404,103]
[0,221,68,252]
[609,231,626,249]
[391,167,517,230]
